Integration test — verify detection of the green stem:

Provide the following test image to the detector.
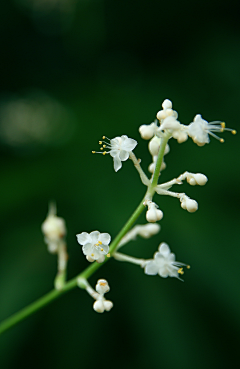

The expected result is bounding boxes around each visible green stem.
[0,134,171,336]
[150,133,172,190]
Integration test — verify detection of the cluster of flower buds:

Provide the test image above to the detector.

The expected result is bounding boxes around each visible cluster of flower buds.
[93,279,113,313]
[144,200,163,222]
[139,98,236,146]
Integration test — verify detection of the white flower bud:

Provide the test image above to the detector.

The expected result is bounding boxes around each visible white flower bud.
[96,255,105,264]
[42,215,66,241]
[103,300,113,311]
[156,110,167,120]
[160,116,181,131]
[172,131,188,143]
[162,99,172,110]
[86,255,95,262]
[93,300,105,313]
[181,197,198,213]
[139,123,156,140]
[138,223,160,238]
[146,203,163,222]
[164,144,170,155]
[186,173,208,186]
[148,136,160,156]
[96,279,110,294]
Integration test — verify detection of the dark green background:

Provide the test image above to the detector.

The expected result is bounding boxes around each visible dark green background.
[0,0,240,368]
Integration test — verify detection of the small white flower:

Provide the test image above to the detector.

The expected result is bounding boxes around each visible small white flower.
[76,231,111,261]
[92,135,137,172]
[144,243,188,280]
[187,114,236,146]
[96,279,110,294]
[42,203,66,253]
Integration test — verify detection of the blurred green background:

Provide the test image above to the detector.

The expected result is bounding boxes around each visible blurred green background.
[0,0,240,368]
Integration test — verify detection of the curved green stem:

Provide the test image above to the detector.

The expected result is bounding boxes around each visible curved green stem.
[0,134,170,336]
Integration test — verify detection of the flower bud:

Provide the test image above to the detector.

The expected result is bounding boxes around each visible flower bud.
[96,279,110,294]
[148,136,160,156]
[93,300,105,313]
[103,300,113,311]
[86,255,95,262]
[181,198,198,212]
[96,255,105,264]
[139,123,156,140]
[146,205,163,222]
[138,223,160,238]
[42,215,66,241]
[162,99,172,110]
[186,173,208,186]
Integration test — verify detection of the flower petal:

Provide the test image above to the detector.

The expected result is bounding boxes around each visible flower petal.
[144,260,159,275]
[119,150,129,161]
[99,233,111,245]
[76,232,91,245]
[113,156,122,172]
[122,137,137,151]
[97,244,109,254]
[82,243,93,255]
[158,242,171,257]
[90,231,100,243]
[110,150,119,158]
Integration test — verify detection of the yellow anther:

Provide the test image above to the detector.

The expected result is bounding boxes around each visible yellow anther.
[221,122,226,129]
[92,151,96,154]
[103,145,106,148]
[99,281,106,286]
[91,253,94,257]
[220,138,224,143]
[102,136,106,139]
[99,141,102,144]
[99,241,102,245]
[178,268,184,275]
[232,130,237,135]
[187,265,190,269]
[103,151,107,155]
[101,248,103,251]
[100,147,103,150]
[107,253,110,257]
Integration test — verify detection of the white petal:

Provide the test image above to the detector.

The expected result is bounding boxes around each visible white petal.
[90,231,100,243]
[99,233,111,245]
[158,242,171,257]
[158,268,169,278]
[76,232,91,245]
[144,260,159,275]
[119,150,129,161]
[122,137,137,151]
[110,150,119,158]
[82,243,93,255]
[113,156,122,172]
[97,244,109,254]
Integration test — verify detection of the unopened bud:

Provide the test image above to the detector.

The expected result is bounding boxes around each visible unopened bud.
[146,205,163,222]
[103,300,113,311]
[139,123,156,140]
[93,300,105,313]
[96,279,110,294]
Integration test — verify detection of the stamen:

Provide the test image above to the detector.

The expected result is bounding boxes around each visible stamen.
[91,253,94,257]
[103,145,106,148]
[103,151,107,155]
[99,241,102,245]
[220,138,224,143]
[178,268,184,275]
[92,151,96,154]
[107,253,110,257]
[232,130,237,135]
[101,248,103,251]
[187,265,190,269]
[99,281,106,286]
[102,136,105,139]
[99,141,102,144]
[100,147,103,150]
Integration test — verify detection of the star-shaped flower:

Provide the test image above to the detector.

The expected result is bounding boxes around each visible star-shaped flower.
[76,231,111,261]
[144,243,188,280]
[93,135,137,172]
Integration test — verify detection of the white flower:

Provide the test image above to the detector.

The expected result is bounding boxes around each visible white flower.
[42,204,66,253]
[93,135,137,172]
[76,231,111,261]
[144,243,188,280]
[187,114,236,146]
[96,279,110,294]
